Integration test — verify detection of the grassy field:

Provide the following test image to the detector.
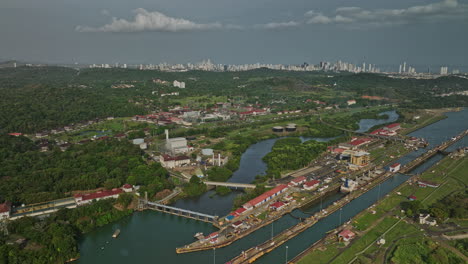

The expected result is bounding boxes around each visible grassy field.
[330,217,399,264]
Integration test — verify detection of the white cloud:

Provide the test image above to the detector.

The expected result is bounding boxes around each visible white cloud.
[306,0,468,27]
[76,8,223,33]
[255,21,300,29]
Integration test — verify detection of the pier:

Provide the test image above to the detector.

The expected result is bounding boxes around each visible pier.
[140,199,218,224]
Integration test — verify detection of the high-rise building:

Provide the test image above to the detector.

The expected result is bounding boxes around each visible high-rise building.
[398,65,402,74]
[403,62,406,73]
[440,66,448,75]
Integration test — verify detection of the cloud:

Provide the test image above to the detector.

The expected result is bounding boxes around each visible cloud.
[306,0,468,27]
[76,8,223,32]
[254,21,300,29]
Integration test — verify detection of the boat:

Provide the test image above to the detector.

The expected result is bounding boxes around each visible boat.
[112,229,121,238]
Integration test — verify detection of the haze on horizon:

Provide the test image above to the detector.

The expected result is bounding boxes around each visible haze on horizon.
[1,0,468,69]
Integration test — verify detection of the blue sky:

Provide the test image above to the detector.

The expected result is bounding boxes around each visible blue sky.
[1,0,467,70]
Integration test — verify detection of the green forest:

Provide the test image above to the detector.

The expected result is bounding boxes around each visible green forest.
[0,199,131,264]
[1,66,467,134]
[263,138,327,178]
[0,135,171,204]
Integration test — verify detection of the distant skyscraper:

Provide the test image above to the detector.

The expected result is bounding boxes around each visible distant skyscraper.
[440,66,448,75]
[362,62,366,72]
[398,65,402,74]
[403,62,406,73]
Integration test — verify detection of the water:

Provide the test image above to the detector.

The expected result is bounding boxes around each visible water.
[78,108,468,264]
[355,110,399,133]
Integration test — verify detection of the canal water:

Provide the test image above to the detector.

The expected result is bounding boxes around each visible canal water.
[355,110,399,133]
[77,109,467,264]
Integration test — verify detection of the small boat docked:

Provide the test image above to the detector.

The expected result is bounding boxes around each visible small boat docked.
[112,229,121,238]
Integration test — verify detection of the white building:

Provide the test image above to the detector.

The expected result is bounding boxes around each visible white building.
[173,80,186,88]
[159,154,191,168]
[74,189,123,206]
[0,202,11,220]
[389,163,401,173]
[164,129,189,154]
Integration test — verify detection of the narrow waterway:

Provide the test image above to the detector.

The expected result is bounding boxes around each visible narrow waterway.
[77,109,467,264]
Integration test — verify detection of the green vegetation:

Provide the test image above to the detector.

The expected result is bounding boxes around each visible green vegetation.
[215,186,232,196]
[2,66,467,134]
[389,237,464,264]
[263,138,327,178]
[183,176,207,197]
[0,199,131,264]
[0,135,172,204]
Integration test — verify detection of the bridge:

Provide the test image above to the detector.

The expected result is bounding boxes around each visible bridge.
[203,181,256,189]
[140,199,218,224]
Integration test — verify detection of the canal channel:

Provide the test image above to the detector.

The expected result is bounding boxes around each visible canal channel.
[77,109,467,264]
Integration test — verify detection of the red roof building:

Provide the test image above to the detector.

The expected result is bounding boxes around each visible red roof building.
[389,163,401,173]
[8,133,22,136]
[289,176,307,187]
[408,195,417,201]
[303,180,320,191]
[338,230,356,241]
[384,123,401,132]
[74,188,123,206]
[243,184,289,209]
[0,201,12,219]
[232,221,243,228]
[270,201,286,211]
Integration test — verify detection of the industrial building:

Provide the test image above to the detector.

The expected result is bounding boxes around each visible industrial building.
[165,129,189,154]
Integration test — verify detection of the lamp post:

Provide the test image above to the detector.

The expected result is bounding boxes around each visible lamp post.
[213,248,216,264]
[285,246,289,264]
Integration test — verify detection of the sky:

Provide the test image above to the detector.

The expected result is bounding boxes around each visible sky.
[1,0,468,70]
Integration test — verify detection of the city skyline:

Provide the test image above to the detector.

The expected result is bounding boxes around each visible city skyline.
[1,0,468,67]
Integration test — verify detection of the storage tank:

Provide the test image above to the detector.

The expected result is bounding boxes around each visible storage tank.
[272,126,284,132]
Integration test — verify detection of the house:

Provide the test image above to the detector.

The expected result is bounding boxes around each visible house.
[234,207,247,216]
[289,176,307,187]
[8,133,22,137]
[303,180,320,191]
[159,155,190,168]
[0,202,12,220]
[232,221,243,229]
[389,163,401,173]
[122,184,133,193]
[338,230,356,242]
[408,195,417,201]
[74,188,123,206]
[417,181,440,188]
[206,232,219,240]
[347,100,357,106]
[270,201,286,211]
